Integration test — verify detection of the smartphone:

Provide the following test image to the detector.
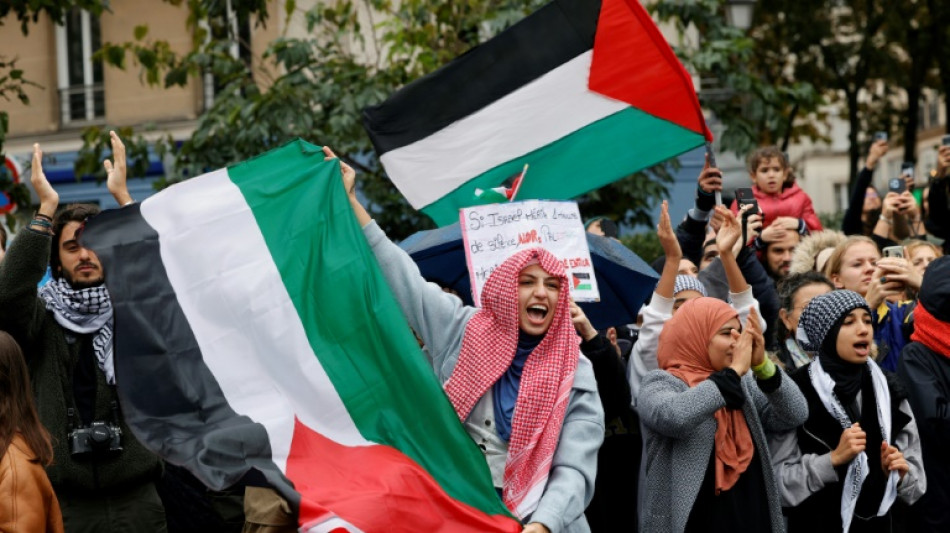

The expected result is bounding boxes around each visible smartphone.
[888,177,907,194]
[942,134,950,146]
[735,187,759,216]
[874,131,888,142]
[882,246,904,259]
[706,141,722,206]
[901,162,914,178]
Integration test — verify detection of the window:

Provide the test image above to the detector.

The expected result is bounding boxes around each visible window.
[834,182,850,212]
[56,9,105,124]
[202,3,253,110]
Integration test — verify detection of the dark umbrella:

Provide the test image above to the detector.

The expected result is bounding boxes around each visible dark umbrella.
[399,223,658,331]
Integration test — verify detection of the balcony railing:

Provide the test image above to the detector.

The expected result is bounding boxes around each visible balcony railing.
[59,84,105,125]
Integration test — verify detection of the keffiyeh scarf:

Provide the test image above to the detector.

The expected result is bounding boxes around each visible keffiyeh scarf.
[808,357,897,532]
[39,278,116,384]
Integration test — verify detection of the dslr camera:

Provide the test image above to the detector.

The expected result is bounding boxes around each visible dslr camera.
[69,421,123,457]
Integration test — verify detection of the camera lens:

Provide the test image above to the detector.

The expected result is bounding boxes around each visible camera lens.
[90,425,112,445]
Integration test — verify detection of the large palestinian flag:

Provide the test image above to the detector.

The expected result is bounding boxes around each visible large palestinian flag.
[81,140,521,533]
[362,0,711,226]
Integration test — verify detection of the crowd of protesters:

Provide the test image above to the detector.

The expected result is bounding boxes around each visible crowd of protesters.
[1,130,949,533]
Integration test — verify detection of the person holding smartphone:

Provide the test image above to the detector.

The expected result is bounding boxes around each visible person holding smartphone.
[929,142,950,254]
[842,137,888,238]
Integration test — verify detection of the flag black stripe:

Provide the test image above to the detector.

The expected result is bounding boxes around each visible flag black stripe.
[83,205,299,507]
[361,0,601,155]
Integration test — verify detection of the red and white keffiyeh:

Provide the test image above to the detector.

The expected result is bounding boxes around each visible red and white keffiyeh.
[444,247,579,519]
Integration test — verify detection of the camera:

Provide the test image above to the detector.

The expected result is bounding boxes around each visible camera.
[69,421,123,457]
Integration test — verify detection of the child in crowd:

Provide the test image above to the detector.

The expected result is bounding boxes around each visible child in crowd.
[731,146,823,234]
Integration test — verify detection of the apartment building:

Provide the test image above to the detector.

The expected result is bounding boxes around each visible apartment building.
[1,0,280,208]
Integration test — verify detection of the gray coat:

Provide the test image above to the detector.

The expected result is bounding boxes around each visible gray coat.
[638,369,808,533]
[364,221,604,533]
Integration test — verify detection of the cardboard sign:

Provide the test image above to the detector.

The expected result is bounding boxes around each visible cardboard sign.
[460,200,599,305]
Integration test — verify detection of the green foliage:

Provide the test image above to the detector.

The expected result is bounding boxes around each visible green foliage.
[818,210,845,232]
[80,0,675,240]
[0,0,109,35]
[651,0,828,158]
[621,231,663,267]
[0,56,42,224]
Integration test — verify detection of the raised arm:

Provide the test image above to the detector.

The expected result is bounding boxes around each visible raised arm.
[0,144,59,344]
[329,147,472,374]
[105,130,133,206]
[843,140,886,236]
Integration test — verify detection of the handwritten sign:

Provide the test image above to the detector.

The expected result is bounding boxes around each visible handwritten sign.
[460,200,599,305]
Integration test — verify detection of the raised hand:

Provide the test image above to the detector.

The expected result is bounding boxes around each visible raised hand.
[31,143,58,218]
[325,146,370,226]
[831,423,866,467]
[657,200,682,261]
[104,130,132,206]
[744,307,765,368]
[323,146,356,197]
[730,328,753,377]
[866,139,889,170]
[714,205,742,255]
[698,153,723,194]
[882,192,902,219]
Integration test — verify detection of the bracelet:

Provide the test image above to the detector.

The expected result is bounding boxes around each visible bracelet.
[33,212,53,222]
[879,214,892,225]
[752,357,777,380]
[30,218,52,229]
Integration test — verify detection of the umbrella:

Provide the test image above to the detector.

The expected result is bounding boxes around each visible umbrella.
[398,223,659,331]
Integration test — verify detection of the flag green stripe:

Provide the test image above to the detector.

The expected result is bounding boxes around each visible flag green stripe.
[421,106,706,226]
[224,140,510,518]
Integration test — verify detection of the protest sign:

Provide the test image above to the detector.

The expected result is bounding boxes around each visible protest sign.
[460,200,599,305]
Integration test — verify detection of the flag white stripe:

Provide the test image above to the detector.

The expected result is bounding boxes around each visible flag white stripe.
[380,50,627,210]
[302,516,366,533]
[140,169,373,474]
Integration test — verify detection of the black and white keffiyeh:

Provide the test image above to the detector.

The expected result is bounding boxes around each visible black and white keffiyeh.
[800,290,898,532]
[39,278,115,384]
[808,357,898,532]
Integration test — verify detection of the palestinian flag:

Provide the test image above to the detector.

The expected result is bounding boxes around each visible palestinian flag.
[363,0,711,226]
[81,140,521,533]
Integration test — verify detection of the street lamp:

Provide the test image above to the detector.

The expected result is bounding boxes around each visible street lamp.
[724,0,756,31]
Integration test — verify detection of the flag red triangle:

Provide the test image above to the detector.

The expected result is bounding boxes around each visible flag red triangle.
[588,0,712,140]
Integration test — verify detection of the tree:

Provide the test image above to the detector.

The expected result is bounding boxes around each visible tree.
[80,0,674,238]
[0,0,110,228]
[650,0,827,157]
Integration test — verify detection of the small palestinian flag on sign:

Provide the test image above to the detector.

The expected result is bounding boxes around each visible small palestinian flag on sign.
[572,272,593,291]
[363,0,712,226]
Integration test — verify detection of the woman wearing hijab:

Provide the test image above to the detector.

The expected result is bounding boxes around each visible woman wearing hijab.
[638,297,807,533]
[771,290,925,532]
[898,256,950,531]
[334,148,603,533]
[770,271,835,369]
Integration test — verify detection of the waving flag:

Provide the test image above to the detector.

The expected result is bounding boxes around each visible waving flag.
[363,0,711,226]
[81,140,520,533]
